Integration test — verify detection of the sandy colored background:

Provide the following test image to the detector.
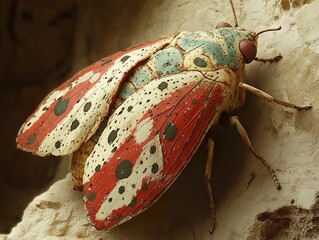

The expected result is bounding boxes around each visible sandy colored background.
[1,0,318,239]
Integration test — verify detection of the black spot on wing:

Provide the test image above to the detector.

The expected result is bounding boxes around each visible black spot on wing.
[116,160,132,180]
[163,122,177,141]
[54,98,69,116]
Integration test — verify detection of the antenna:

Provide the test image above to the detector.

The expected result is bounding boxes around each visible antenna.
[255,26,282,37]
[229,0,239,27]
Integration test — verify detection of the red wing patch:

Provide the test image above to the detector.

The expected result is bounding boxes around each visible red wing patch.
[83,70,231,230]
[16,34,177,156]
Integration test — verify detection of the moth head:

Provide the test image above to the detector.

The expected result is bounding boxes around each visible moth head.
[217,1,281,64]
[214,22,282,67]
[244,27,282,64]
[215,22,257,64]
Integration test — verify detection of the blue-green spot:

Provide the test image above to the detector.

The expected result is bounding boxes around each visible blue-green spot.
[54,98,69,116]
[108,129,118,144]
[116,160,132,180]
[95,164,101,172]
[158,81,168,90]
[121,55,130,63]
[194,57,207,68]
[70,119,79,131]
[101,59,112,66]
[164,122,177,141]
[83,102,92,112]
[151,163,159,174]
[27,134,36,145]
[88,192,96,202]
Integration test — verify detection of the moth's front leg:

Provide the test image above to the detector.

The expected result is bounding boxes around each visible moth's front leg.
[239,83,312,111]
[205,137,216,234]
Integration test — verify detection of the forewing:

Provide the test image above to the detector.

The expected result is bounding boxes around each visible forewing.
[16,34,177,156]
[83,69,233,230]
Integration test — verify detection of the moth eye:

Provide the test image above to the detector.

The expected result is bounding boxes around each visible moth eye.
[239,39,257,63]
[216,22,232,29]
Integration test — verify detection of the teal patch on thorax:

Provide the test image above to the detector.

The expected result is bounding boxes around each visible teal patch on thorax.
[118,66,152,102]
[153,47,183,75]
[179,30,250,68]
[118,81,135,100]
[130,66,152,89]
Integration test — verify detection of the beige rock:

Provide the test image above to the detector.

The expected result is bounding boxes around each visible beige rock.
[5,0,319,239]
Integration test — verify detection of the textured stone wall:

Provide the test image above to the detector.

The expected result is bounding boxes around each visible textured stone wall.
[0,0,77,233]
[1,0,318,239]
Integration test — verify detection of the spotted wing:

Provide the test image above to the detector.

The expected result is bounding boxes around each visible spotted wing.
[16,35,177,156]
[83,69,233,230]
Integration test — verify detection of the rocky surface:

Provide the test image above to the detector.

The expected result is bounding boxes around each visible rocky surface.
[0,0,77,233]
[2,0,319,239]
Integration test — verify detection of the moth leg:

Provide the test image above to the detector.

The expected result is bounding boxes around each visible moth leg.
[239,83,312,111]
[229,116,281,190]
[254,54,282,63]
[205,137,216,234]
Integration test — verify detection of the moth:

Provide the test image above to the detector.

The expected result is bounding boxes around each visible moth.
[16,0,311,233]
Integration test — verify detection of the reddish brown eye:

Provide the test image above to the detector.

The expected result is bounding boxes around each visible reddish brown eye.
[216,22,232,29]
[239,39,257,63]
